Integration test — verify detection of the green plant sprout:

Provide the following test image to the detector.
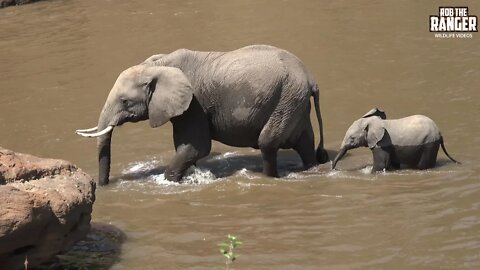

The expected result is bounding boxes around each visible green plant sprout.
[216,234,242,270]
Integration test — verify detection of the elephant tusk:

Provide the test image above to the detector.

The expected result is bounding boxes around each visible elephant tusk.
[76,126,113,137]
[75,126,98,133]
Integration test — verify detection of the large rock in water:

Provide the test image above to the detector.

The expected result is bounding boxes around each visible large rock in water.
[0,147,96,269]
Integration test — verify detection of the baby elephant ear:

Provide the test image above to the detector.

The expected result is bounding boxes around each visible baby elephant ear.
[365,121,385,149]
[147,67,193,128]
[362,108,387,120]
[142,54,165,65]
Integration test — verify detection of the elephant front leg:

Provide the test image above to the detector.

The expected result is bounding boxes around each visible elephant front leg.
[166,98,211,182]
[371,147,391,173]
[261,147,279,177]
[165,144,210,182]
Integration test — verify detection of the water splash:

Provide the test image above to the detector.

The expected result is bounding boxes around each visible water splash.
[211,151,238,160]
[325,166,377,181]
[235,168,259,179]
[326,169,342,178]
[123,161,158,174]
[360,166,373,174]
[151,166,218,185]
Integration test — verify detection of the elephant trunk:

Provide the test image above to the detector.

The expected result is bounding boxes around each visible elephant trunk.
[97,135,112,186]
[96,113,114,186]
[331,146,348,169]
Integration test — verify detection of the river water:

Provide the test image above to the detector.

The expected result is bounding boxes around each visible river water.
[1,0,479,269]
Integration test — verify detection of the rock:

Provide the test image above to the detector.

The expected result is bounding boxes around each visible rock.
[0,0,45,8]
[0,147,96,270]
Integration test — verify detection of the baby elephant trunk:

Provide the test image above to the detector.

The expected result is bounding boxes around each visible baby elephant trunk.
[331,147,348,169]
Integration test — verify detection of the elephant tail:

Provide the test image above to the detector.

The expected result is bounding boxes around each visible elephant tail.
[312,84,329,163]
[440,136,461,164]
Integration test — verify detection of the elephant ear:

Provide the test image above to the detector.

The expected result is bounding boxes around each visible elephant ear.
[142,54,166,65]
[365,120,385,148]
[147,66,193,128]
[362,108,387,120]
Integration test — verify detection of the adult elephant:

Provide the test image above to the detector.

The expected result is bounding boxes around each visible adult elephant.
[76,45,329,185]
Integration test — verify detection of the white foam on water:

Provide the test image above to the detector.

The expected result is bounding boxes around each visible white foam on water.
[115,179,149,190]
[236,181,276,191]
[284,171,302,179]
[212,151,237,160]
[235,168,259,179]
[326,170,342,178]
[320,194,343,199]
[122,160,159,174]
[151,166,219,186]
[360,166,373,174]
[115,160,221,195]
[325,166,378,181]
[325,164,462,182]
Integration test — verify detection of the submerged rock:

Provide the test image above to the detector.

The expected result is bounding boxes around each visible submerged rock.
[39,223,125,269]
[0,147,96,270]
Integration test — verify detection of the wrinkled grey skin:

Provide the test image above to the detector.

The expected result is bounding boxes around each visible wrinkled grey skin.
[92,45,328,185]
[332,109,459,172]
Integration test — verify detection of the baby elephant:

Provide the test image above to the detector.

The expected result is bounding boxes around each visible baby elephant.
[332,108,460,172]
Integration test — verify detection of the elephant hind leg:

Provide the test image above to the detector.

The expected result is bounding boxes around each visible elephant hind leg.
[257,86,311,177]
[292,124,317,169]
[417,142,439,169]
[257,116,285,178]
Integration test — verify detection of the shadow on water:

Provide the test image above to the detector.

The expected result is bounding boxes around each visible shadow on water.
[110,149,340,184]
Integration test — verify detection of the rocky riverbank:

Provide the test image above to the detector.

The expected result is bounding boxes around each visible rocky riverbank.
[0,147,96,269]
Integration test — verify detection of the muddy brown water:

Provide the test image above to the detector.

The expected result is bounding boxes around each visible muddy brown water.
[1,0,479,269]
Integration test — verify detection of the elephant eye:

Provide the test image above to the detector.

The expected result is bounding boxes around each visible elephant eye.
[121,98,130,107]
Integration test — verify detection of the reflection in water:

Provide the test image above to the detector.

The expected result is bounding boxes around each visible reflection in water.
[0,0,479,269]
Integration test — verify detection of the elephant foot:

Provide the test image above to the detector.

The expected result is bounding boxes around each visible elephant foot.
[164,169,183,182]
[263,168,279,178]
